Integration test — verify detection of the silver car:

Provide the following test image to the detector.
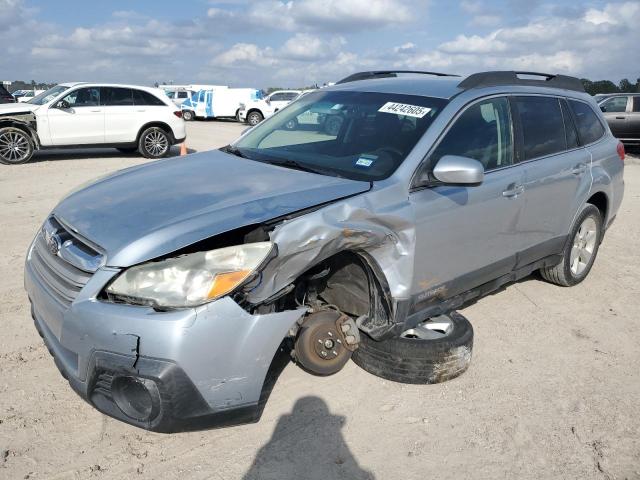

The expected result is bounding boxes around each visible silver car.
[24,71,625,432]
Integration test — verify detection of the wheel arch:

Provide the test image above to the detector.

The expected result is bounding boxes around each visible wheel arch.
[0,119,40,149]
[586,190,608,225]
[136,122,176,145]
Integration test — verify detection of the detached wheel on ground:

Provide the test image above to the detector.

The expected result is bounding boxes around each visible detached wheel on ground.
[182,110,194,122]
[247,111,263,127]
[138,127,170,159]
[540,203,603,286]
[352,312,473,384]
[0,127,34,165]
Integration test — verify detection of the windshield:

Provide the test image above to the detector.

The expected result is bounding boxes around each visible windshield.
[28,85,69,105]
[232,90,447,181]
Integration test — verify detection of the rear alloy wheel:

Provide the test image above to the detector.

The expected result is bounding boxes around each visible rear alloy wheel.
[352,312,473,384]
[247,111,263,126]
[540,203,603,286]
[139,127,170,159]
[0,127,34,165]
[182,110,194,122]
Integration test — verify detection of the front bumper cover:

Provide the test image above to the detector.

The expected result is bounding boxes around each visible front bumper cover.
[25,253,306,433]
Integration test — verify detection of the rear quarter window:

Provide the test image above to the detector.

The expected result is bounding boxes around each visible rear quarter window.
[568,100,605,145]
[133,90,167,107]
[513,96,567,160]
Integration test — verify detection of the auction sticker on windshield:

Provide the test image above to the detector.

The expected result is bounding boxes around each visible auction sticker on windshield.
[378,102,431,118]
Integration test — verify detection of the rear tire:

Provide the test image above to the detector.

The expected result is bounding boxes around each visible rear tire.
[352,312,473,384]
[138,127,170,159]
[0,127,34,165]
[182,110,194,122]
[539,204,603,287]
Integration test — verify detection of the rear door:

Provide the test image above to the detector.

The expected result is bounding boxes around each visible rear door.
[516,96,592,261]
[410,96,526,309]
[599,95,630,138]
[102,87,138,143]
[47,87,104,145]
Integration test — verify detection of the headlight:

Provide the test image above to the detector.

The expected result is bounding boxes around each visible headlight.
[105,242,273,308]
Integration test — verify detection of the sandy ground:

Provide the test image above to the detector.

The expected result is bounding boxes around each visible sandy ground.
[1,122,639,480]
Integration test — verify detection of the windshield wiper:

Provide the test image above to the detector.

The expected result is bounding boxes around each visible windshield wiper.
[261,158,331,176]
[220,145,248,159]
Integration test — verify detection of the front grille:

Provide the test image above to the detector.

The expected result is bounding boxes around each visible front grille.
[29,217,100,307]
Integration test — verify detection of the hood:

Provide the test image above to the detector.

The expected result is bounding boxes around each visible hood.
[54,150,370,267]
[0,102,39,115]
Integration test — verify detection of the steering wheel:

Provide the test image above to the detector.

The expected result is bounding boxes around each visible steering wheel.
[373,146,403,159]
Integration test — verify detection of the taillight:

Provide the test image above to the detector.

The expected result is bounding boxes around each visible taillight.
[173,110,183,118]
[617,141,625,161]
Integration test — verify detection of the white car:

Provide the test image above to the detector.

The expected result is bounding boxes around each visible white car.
[15,90,44,102]
[0,83,186,165]
[238,90,301,126]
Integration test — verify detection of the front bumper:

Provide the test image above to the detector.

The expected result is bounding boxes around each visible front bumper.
[25,242,305,432]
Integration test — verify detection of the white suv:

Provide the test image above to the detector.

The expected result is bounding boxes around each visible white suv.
[238,90,301,126]
[0,83,186,165]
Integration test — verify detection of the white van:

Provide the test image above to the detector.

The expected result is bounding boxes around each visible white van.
[180,87,262,121]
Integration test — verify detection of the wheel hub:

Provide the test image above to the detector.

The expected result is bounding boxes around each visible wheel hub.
[313,329,343,360]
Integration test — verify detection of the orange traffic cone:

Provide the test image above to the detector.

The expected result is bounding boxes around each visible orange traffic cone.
[180,141,187,156]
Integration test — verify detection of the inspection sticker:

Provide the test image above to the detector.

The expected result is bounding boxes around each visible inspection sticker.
[355,154,377,167]
[378,102,431,118]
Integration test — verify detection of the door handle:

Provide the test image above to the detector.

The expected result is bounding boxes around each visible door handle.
[136,109,146,112]
[502,183,524,198]
[615,116,626,120]
[571,163,587,175]
[90,109,101,112]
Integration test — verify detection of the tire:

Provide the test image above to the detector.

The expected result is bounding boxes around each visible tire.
[138,127,170,159]
[247,111,263,126]
[116,147,137,154]
[352,312,473,384]
[0,127,34,165]
[540,203,603,287]
[182,110,194,122]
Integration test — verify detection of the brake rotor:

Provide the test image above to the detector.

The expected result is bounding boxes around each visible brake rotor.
[294,310,356,376]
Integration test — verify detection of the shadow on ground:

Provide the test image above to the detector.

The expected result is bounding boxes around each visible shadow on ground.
[243,396,375,480]
[28,146,197,163]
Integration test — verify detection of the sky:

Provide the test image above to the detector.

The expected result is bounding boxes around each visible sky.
[1,0,638,89]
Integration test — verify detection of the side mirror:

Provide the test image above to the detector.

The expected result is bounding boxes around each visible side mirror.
[55,100,70,109]
[599,105,606,112]
[265,97,271,105]
[432,155,484,185]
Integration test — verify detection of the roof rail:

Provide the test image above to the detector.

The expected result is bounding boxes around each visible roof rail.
[458,71,585,92]
[336,70,460,85]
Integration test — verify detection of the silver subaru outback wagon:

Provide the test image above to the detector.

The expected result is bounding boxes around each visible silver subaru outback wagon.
[24,71,625,432]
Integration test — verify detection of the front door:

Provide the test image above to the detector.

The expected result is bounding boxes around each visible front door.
[410,96,525,312]
[47,87,104,145]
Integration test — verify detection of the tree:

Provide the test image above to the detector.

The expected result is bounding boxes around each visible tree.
[619,78,634,93]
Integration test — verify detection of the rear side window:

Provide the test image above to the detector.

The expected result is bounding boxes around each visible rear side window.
[600,96,627,113]
[633,97,640,112]
[513,96,566,160]
[133,89,166,106]
[560,99,579,149]
[430,97,514,171]
[568,100,605,145]
[177,91,188,99]
[102,87,133,106]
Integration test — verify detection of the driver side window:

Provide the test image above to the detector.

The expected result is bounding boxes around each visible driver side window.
[429,97,514,172]
[61,87,100,107]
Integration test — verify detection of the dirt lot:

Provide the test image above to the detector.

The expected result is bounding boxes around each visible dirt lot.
[1,121,639,480]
